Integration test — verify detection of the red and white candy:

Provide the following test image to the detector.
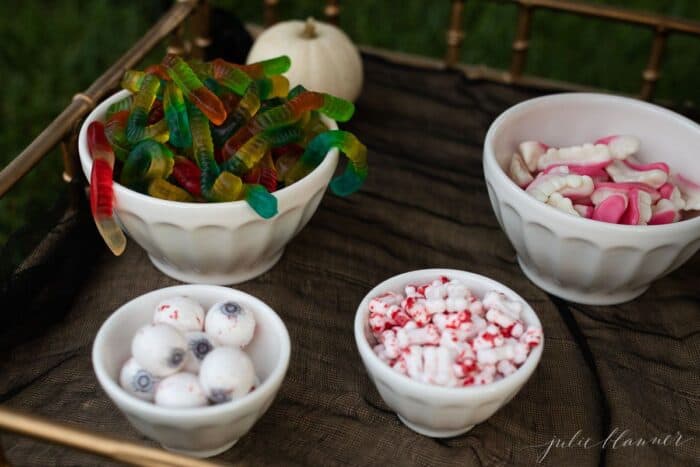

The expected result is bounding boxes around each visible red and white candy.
[153,296,205,333]
[509,135,699,225]
[369,278,542,387]
[205,301,256,348]
[155,373,208,408]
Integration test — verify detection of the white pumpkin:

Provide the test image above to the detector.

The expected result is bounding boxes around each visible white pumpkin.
[247,17,363,102]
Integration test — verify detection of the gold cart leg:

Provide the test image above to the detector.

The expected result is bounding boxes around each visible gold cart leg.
[190,0,211,60]
[167,22,190,56]
[324,0,340,25]
[264,0,279,27]
[445,0,465,67]
[640,27,668,100]
[509,3,533,82]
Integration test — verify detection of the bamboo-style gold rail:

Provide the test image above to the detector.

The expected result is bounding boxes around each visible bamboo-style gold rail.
[257,0,700,101]
[445,0,466,67]
[264,0,279,26]
[324,0,340,25]
[0,0,198,198]
[0,407,221,466]
[480,0,700,99]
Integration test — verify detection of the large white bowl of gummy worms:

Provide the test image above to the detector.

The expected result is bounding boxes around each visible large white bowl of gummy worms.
[77,54,370,285]
[354,269,543,438]
[93,284,291,457]
[483,93,700,305]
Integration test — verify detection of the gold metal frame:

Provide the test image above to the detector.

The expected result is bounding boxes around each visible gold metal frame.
[0,407,221,466]
[262,0,700,101]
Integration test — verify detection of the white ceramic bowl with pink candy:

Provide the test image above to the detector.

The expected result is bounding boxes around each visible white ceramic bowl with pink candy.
[92,284,290,458]
[354,269,543,438]
[483,93,700,305]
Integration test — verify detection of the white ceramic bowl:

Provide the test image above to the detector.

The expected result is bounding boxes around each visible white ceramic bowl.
[483,93,700,305]
[354,269,543,438]
[92,284,291,457]
[79,90,339,284]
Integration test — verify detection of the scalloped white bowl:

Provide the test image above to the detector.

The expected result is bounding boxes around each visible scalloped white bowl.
[93,284,291,457]
[354,269,543,438]
[79,90,339,284]
[483,93,700,305]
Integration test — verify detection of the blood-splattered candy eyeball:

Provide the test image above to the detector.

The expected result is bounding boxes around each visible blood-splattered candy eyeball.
[119,358,160,401]
[153,296,205,333]
[154,372,208,408]
[205,301,256,347]
[199,347,255,404]
[183,331,218,373]
[131,323,187,377]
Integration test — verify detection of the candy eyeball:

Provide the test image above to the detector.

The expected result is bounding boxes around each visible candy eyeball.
[205,301,256,347]
[153,296,205,332]
[199,347,255,404]
[131,323,187,377]
[154,373,208,408]
[121,295,260,408]
[183,331,217,373]
[119,358,160,401]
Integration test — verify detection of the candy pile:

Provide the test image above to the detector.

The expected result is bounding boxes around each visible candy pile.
[369,277,542,387]
[88,54,368,255]
[120,296,257,408]
[508,135,700,225]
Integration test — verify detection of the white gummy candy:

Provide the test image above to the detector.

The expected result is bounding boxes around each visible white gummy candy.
[536,143,611,171]
[526,173,594,203]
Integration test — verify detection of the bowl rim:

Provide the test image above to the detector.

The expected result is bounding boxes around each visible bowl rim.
[78,89,339,211]
[92,284,291,418]
[354,269,544,399]
[483,92,700,233]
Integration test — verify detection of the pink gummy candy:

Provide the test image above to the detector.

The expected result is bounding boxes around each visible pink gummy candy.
[592,193,628,224]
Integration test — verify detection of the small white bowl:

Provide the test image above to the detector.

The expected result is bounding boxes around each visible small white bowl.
[354,269,543,438]
[92,284,291,458]
[483,93,700,305]
[79,90,339,285]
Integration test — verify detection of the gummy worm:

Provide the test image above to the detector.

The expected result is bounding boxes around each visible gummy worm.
[162,54,227,125]
[121,140,175,189]
[220,125,304,176]
[87,121,127,256]
[126,73,161,144]
[163,81,192,148]
[285,130,368,196]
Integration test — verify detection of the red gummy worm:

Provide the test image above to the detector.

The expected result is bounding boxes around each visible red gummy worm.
[90,159,115,218]
[172,157,202,197]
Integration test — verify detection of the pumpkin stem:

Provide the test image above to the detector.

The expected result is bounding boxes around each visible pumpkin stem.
[301,17,317,39]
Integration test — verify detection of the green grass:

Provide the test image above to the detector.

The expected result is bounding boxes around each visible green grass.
[1,0,700,251]
[0,1,163,248]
